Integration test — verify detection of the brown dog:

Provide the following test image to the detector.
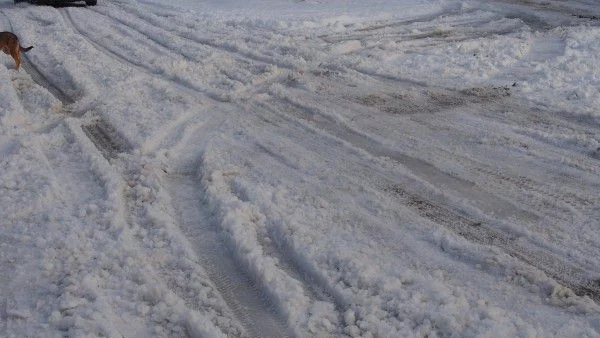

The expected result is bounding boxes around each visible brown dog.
[0,32,33,71]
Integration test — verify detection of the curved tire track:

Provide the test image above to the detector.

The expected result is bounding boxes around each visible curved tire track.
[64,7,350,332]
[253,96,600,304]
[59,8,226,102]
[89,3,288,99]
[104,0,295,70]
[59,8,296,337]
[85,7,278,96]
[266,93,538,222]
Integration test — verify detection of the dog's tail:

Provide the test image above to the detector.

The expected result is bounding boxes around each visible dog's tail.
[20,45,33,52]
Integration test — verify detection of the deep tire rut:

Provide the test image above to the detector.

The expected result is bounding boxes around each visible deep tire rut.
[2,11,129,161]
[22,51,130,161]
[20,57,75,106]
[164,174,294,338]
[81,118,131,160]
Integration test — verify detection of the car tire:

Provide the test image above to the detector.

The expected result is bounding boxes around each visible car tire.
[85,0,97,5]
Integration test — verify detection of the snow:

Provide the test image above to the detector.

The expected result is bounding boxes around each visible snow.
[1,0,600,337]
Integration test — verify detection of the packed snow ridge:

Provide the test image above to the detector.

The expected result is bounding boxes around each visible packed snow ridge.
[1,0,600,337]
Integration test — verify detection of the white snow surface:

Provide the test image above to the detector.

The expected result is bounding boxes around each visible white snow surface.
[1,0,600,337]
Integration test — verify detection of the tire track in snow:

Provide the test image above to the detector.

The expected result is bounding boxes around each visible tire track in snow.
[90,2,289,100]
[410,104,600,222]
[319,8,500,44]
[19,54,127,161]
[1,11,129,161]
[62,122,242,337]
[6,11,253,334]
[5,7,289,337]
[105,0,296,70]
[58,9,296,336]
[124,110,298,336]
[494,0,600,28]
[479,104,600,176]
[382,183,600,303]
[4,11,284,336]
[55,9,350,330]
[0,11,76,106]
[19,57,76,107]
[250,191,349,311]
[148,110,341,335]
[86,7,281,97]
[255,97,600,304]
[153,116,348,334]
[353,6,470,32]
[270,94,538,223]
[225,167,349,335]
[149,113,348,335]
[120,164,249,337]
[59,9,148,75]
[163,174,294,338]
[59,9,228,102]
[472,164,598,222]
[81,117,131,160]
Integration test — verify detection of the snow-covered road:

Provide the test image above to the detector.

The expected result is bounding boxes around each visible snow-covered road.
[1,0,600,337]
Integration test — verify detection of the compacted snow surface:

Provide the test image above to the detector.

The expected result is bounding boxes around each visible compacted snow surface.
[1,0,600,337]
